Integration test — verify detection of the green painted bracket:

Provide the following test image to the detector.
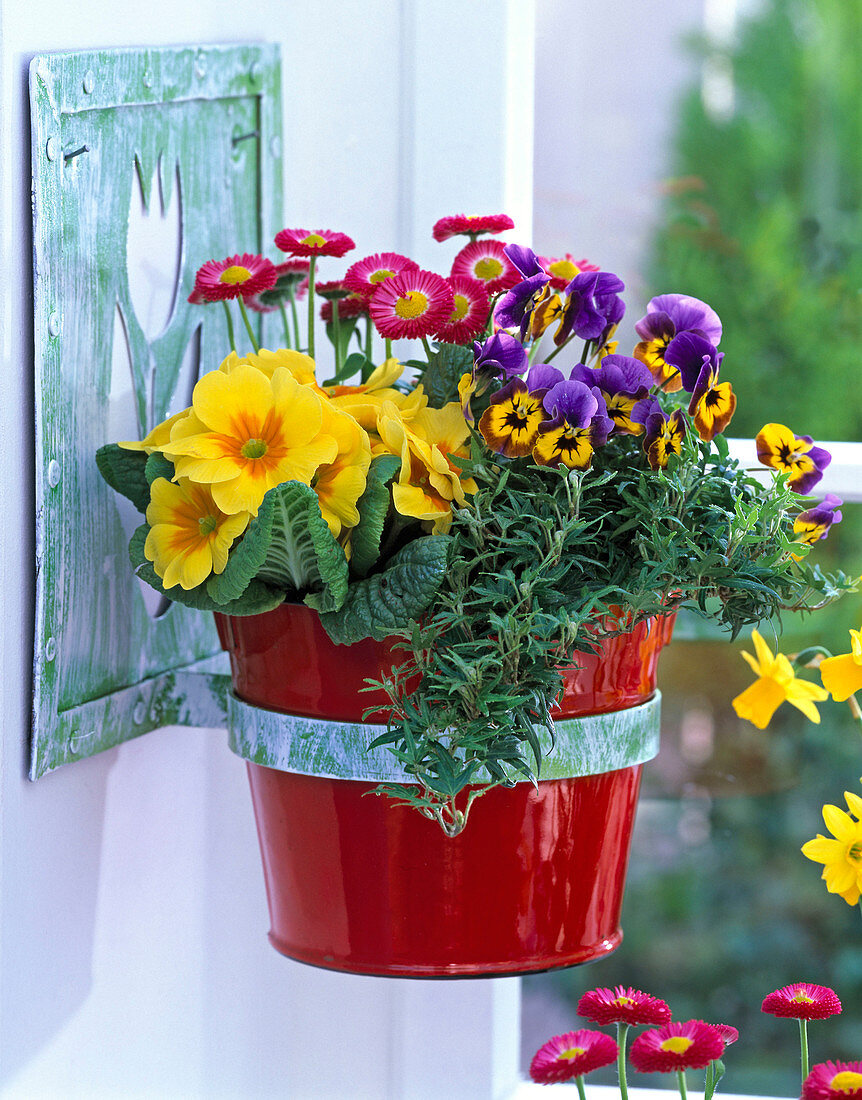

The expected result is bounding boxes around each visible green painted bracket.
[30,44,283,778]
[227,692,663,783]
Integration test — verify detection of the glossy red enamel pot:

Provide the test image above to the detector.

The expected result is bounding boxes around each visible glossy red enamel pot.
[215,604,674,977]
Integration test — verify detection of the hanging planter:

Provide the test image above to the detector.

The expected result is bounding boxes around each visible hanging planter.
[216,603,675,977]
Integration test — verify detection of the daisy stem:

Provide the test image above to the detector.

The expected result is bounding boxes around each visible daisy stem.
[363,315,374,379]
[332,298,342,377]
[575,1075,587,1100]
[421,336,434,362]
[704,1062,715,1100]
[616,1022,630,1100]
[385,338,393,360]
[221,301,237,353]
[307,255,317,362]
[287,287,302,350]
[237,296,260,353]
[676,1069,688,1100]
[278,300,292,349]
[799,1018,809,1082]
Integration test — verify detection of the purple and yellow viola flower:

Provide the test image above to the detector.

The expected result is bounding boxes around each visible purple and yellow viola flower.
[793,494,843,550]
[634,293,722,391]
[642,407,687,470]
[494,270,552,338]
[479,378,548,458]
[756,423,832,495]
[569,354,654,436]
[525,362,565,396]
[673,336,737,442]
[553,271,626,346]
[460,332,530,421]
[533,379,614,470]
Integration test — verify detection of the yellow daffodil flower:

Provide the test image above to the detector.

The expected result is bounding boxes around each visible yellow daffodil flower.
[159,364,337,516]
[144,477,250,590]
[313,401,372,537]
[801,790,862,905]
[820,628,862,703]
[731,629,829,728]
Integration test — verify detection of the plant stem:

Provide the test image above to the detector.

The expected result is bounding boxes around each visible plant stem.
[287,287,302,350]
[364,314,374,375]
[799,1018,809,1083]
[237,296,260,353]
[385,337,392,360]
[278,300,292,348]
[221,301,237,353]
[703,1062,715,1100]
[575,1075,587,1100]
[544,334,575,364]
[307,255,317,361]
[616,1022,630,1100]
[677,1069,688,1100]
[331,299,343,376]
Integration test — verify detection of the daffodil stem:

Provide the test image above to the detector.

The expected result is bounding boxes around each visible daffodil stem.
[307,255,317,362]
[616,1022,630,1100]
[677,1069,688,1100]
[237,296,259,353]
[799,1018,809,1083]
[278,300,292,349]
[575,1074,587,1100]
[222,301,237,353]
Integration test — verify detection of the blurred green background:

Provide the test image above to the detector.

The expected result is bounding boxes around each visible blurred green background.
[523,1,862,1092]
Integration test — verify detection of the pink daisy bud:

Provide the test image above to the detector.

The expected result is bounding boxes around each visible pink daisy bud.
[629,1021,725,1074]
[432,213,515,242]
[803,1061,862,1100]
[761,983,842,1021]
[274,228,356,258]
[450,238,521,296]
[529,1029,618,1085]
[369,268,454,340]
[710,1023,739,1048]
[577,986,672,1027]
[343,252,420,299]
[320,295,369,323]
[434,276,491,344]
[190,253,277,303]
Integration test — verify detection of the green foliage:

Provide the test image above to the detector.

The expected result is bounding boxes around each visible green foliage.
[414,343,473,405]
[319,535,451,644]
[95,444,151,513]
[144,452,174,484]
[348,454,402,577]
[129,525,284,616]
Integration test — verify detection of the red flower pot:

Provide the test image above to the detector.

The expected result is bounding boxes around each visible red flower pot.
[215,603,674,977]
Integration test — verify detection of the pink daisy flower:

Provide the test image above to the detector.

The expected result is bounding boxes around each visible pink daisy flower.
[630,1021,725,1074]
[245,293,278,314]
[315,279,350,300]
[577,986,672,1028]
[190,253,277,302]
[432,213,515,242]
[434,277,490,344]
[540,253,600,291]
[761,983,842,1021]
[369,268,454,340]
[450,238,520,296]
[274,228,355,258]
[710,1024,740,1049]
[320,295,369,323]
[803,1061,862,1100]
[343,252,420,299]
[529,1029,618,1085]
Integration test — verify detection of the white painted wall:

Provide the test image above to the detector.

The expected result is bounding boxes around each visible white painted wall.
[0,3,533,1096]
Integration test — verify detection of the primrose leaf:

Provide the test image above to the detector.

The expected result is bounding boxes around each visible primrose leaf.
[319,535,451,644]
[128,524,284,616]
[96,444,151,513]
[206,496,276,606]
[145,452,174,485]
[349,454,402,577]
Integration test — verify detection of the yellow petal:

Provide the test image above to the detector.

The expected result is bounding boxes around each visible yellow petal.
[731,677,786,729]
[193,363,274,437]
[820,653,862,703]
[822,803,857,841]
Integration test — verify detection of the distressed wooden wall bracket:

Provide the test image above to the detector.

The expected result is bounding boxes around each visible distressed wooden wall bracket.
[30,44,283,778]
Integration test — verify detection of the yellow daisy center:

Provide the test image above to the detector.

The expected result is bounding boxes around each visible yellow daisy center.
[451,294,470,322]
[474,257,503,281]
[660,1037,694,1055]
[241,437,269,459]
[301,233,327,247]
[370,269,395,284]
[198,514,218,536]
[550,259,579,281]
[831,1072,862,1091]
[559,1047,585,1060]
[614,996,635,1007]
[791,991,815,1003]
[219,265,252,285]
[394,290,429,319]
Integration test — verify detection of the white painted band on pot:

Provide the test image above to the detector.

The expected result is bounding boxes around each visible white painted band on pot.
[227,691,662,783]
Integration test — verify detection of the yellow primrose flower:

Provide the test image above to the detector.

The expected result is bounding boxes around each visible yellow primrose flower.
[118,409,191,453]
[377,401,474,533]
[219,347,324,392]
[801,790,862,905]
[144,477,250,590]
[326,356,403,396]
[820,628,862,702]
[335,383,428,437]
[313,401,372,537]
[159,364,337,516]
[731,629,829,729]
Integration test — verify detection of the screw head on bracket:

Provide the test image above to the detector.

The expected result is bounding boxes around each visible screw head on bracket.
[47,459,61,488]
[48,312,61,337]
[133,701,147,725]
[82,70,95,94]
[46,136,60,161]
[45,637,57,662]
[270,135,282,159]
